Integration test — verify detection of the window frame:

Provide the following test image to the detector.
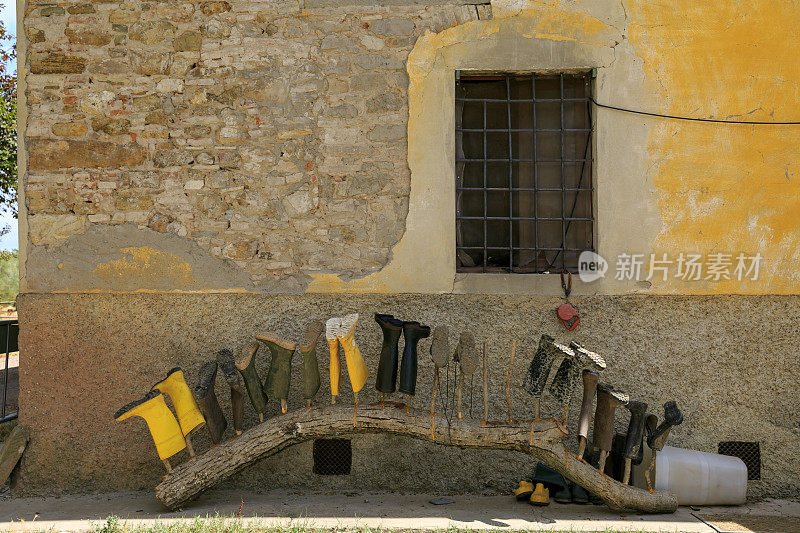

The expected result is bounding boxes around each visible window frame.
[454,71,596,275]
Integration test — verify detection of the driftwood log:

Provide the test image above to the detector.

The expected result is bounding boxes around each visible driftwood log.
[155,403,677,514]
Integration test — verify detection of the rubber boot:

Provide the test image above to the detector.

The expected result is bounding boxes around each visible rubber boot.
[523,335,570,418]
[217,349,245,436]
[195,361,227,444]
[300,321,324,405]
[514,480,534,501]
[336,313,370,402]
[570,342,606,372]
[257,332,298,413]
[622,400,648,484]
[326,317,342,403]
[548,344,578,422]
[576,369,600,458]
[152,367,205,438]
[115,389,186,464]
[571,482,589,504]
[647,401,684,452]
[374,313,403,394]
[529,483,549,506]
[235,341,268,421]
[593,384,629,472]
[399,321,431,396]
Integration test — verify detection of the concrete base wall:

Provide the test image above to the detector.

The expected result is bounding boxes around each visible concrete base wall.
[15,293,800,498]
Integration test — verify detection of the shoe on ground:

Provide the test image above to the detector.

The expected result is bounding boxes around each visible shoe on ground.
[514,480,534,501]
[529,483,550,506]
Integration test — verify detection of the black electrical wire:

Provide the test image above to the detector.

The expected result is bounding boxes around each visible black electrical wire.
[589,96,800,125]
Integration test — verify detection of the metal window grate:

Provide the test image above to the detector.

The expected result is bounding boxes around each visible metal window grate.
[455,73,594,273]
[312,438,352,475]
[718,441,761,480]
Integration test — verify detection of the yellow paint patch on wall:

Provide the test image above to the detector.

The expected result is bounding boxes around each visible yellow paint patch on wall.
[93,247,197,288]
[628,1,800,294]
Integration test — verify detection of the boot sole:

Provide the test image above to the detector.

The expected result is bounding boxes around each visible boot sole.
[114,389,161,420]
[429,326,449,368]
[235,342,259,370]
[255,332,297,351]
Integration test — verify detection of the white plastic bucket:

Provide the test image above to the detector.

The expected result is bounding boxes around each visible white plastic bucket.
[654,445,748,505]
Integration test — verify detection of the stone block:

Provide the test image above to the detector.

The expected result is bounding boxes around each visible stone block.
[28,214,85,245]
[67,4,95,14]
[366,93,404,113]
[91,117,132,136]
[129,21,176,45]
[154,149,195,168]
[65,28,112,46]
[368,17,415,36]
[367,124,406,142]
[200,1,231,15]
[155,2,195,22]
[30,53,88,74]
[27,139,146,170]
[51,122,88,137]
[26,27,46,44]
[174,31,202,52]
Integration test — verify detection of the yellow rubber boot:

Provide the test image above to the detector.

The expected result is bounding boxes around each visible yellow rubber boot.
[326,317,342,402]
[529,483,550,506]
[152,367,205,437]
[336,313,369,401]
[514,480,534,501]
[115,390,186,460]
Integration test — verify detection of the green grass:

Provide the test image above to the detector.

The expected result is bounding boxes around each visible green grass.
[86,515,656,533]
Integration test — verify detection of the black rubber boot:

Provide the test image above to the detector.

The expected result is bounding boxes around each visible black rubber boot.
[195,361,227,444]
[217,349,245,436]
[571,482,589,504]
[398,321,431,395]
[647,401,684,452]
[374,313,404,394]
[622,400,648,484]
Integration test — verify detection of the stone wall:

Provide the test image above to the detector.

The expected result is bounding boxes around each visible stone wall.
[22,1,487,289]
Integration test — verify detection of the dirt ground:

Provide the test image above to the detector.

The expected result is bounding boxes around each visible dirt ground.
[0,490,798,532]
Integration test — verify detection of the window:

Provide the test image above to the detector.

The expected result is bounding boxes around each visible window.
[455,72,594,273]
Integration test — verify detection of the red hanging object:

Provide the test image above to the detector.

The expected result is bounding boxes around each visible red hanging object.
[557,271,579,330]
[557,303,580,331]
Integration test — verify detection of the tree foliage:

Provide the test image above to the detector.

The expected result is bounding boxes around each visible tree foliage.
[0,5,16,218]
[0,249,17,301]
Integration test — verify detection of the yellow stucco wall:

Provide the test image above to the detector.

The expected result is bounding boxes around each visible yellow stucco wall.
[310,0,800,295]
[629,1,800,294]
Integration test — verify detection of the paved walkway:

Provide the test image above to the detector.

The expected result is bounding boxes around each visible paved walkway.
[3,490,797,532]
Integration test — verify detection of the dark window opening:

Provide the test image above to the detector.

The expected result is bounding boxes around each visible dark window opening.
[718,441,761,481]
[455,72,594,273]
[313,438,352,475]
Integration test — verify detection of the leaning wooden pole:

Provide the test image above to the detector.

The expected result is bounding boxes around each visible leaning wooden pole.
[505,340,516,423]
[155,403,677,514]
